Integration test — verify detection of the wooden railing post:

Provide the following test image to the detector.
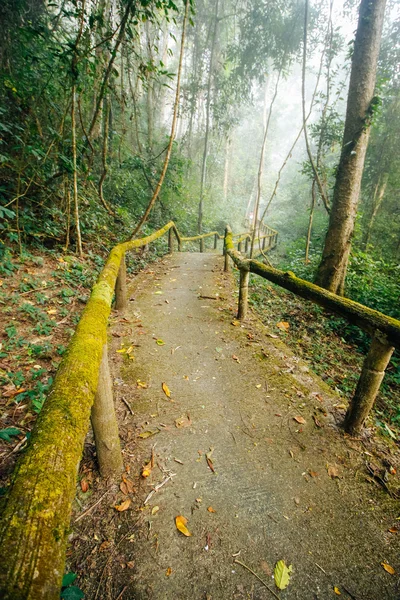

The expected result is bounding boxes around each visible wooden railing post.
[115,255,127,312]
[200,238,204,252]
[237,265,250,320]
[224,228,230,272]
[91,343,123,477]
[344,334,394,435]
[168,227,173,253]
[214,233,218,249]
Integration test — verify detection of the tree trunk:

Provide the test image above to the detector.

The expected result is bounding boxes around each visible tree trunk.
[315,0,387,294]
[223,135,231,202]
[71,85,83,257]
[198,0,219,251]
[129,0,189,239]
[361,173,388,250]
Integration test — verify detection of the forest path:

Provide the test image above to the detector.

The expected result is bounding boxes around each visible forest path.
[80,252,400,600]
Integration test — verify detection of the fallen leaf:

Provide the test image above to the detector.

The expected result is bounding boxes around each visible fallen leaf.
[175,414,192,428]
[115,499,131,512]
[232,354,240,363]
[116,348,127,354]
[126,561,135,569]
[313,415,323,428]
[266,332,279,338]
[388,527,399,534]
[255,384,262,389]
[120,477,135,495]
[80,479,89,493]
[156,339,165,346]
[138,430,158,439]
[231,320,240,326]
[293,416,306,424]
[141,462,152,478]
[206,448,215,473]
[381,562,395,575]
[47,308,57,315]
[165,567,172,577]
[2,388,26,398]
[260,560,272,576]
[175,515,192,537]
[334,586,341,595]
[294,497,300,505]
[162,382,171,398]
[151,506,160,515]
[207,506,216,513]
[274,560,292,590]
[136,380,148,389]
[309,470,319,478]
[327,465,340,479]
[99,541,112,551]
[276,321,290,331]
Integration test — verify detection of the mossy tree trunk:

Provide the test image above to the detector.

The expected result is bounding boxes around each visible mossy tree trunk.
[315,0,387,294]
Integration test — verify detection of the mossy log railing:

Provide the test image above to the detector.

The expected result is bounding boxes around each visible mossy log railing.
[224,226,399,436]
[0,220,229,600]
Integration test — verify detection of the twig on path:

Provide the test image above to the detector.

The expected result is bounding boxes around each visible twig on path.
[120,396,134,415]
[315,562,326,574]
[114,586,127,600]
[234,560,280,600]
[74,489,111,523]
[144,473,176,505]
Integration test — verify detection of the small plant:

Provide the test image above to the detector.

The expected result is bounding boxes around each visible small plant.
[33,320,55,336]
[60,572,84,600]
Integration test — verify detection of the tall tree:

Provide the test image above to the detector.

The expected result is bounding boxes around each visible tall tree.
[315,0,387,294]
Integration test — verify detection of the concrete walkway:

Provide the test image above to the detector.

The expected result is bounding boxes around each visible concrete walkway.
[102,252,399,600]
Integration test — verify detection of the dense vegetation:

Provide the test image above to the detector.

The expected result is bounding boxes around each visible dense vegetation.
[0,0,399,428]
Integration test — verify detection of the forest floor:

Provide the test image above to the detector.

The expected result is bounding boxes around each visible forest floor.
[66,251,400,600]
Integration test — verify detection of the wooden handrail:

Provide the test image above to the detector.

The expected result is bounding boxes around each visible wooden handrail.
[224,225,398,435]
[0,220,230,599]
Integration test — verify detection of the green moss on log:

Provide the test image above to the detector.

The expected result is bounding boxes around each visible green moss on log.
[0,220,179,600]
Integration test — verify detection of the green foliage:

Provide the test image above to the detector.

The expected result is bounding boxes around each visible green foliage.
[0,427,21,443]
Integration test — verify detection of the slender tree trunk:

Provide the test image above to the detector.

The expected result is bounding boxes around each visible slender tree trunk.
[98,96,114,215]
[250,73,280,258]
[129,0,190,239]
[198,0,219,251]
[301,0,330,214]
[71,86,83,257]
[315,0,387,294]
[361,173,388,250]
[223,135,231,202]
[305,179,316,263]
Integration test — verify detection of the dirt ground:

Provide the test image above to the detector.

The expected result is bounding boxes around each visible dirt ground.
[69,252,400,600]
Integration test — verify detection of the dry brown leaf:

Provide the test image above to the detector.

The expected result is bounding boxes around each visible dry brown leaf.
[175,414,192,428]
[151,506,160,515]
[207,506,216,513]
[115,499,131,512]
[175,515,192,537]
[206,448,215,473]
[293,416,306,424]
[120,476,135,495]
[162,382,171,398]
[80,479,89,493]
[260,560,272,576]
[165,567,172,577]
[126,561,135,569]
[141,462,152,478]
[313,415,323,428]
[232,354,240,363]
[99,541,112,552]
[327,465,340,479]
[276,321,290,331]
[308,470,319,478]
[388,527,399,534]
[381,562,395,575]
